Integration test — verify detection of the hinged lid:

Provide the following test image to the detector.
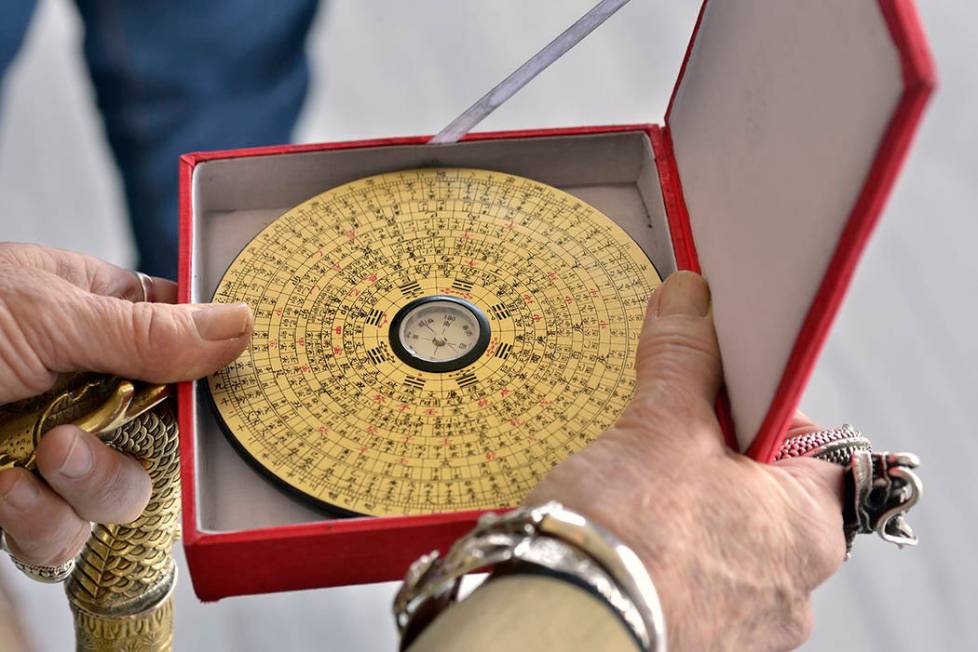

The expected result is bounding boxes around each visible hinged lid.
[665,0,934,458]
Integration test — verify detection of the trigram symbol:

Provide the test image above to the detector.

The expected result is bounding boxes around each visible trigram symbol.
[367,346,390,365]
[495,342,512,360]
[489,304,511,320]
[403,376,426,390]
[365,309,385,326]
[455,372,479,388]
[451,278,474,292]
[399,280,422,297]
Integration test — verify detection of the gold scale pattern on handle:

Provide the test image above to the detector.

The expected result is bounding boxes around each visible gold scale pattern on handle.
[68,406,179,651]
[0,376,179,651]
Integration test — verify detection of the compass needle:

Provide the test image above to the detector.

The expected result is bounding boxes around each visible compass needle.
[207,168,661,517]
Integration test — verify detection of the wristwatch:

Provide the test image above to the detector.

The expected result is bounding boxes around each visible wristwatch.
[393,501,666,651]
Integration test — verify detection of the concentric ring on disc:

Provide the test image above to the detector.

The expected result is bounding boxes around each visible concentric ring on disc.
[208,168,661,516]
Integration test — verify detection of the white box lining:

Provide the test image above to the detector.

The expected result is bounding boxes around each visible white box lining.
[669,0,904,447]
[190,131,675,532]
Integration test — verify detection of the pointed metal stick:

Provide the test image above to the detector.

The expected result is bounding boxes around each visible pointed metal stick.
[429,0,633,144]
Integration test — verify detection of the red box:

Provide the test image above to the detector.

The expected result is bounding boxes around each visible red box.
[178,0,934,601]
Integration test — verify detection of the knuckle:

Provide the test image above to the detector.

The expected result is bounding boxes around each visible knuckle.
[81,454,146,523]
[779,600,814,649]
[639,318,720,362]
[53,250,90,290]
[784,521,843,590]
[634,323,723,399]
[0,272,60,399]
[622,394,712,432]
[35,427,82,479]
[106,457,150,523]
[638,324,719,367]
[46,520,91,566]
[127,302,176,372]
[4,503,86,565]
[86,261,132,299]
[810,529,846,579]
[0,242,44,268]
[95,454,127,505]
[0,241,17,263]
[778,467,847,582]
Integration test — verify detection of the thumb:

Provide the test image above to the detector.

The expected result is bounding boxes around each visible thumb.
[40,290,253,384]
[631,271,722,415]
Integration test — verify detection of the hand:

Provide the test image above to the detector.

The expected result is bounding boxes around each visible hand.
[527,272,845,651]
[0,243,252,569]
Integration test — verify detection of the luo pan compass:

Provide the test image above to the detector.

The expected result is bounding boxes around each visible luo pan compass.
[208,168,660,516]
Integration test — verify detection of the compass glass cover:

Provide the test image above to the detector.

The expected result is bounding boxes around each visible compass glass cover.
[399,300,479,364]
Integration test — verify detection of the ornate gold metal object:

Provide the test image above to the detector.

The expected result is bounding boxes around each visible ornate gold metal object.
[0,375,178,651]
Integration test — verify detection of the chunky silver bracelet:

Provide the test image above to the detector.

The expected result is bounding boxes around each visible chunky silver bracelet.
[393,501,666,651]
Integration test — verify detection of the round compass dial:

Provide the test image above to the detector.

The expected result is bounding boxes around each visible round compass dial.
[390,296,491,372]
[207,167,661,517]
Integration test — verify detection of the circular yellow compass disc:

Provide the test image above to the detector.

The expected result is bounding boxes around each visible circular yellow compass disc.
[208,168,661,516]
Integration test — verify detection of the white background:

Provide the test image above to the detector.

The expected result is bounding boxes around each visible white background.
[0,1,975,650]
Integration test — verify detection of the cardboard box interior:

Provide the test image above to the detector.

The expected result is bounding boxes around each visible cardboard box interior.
[189,130,676,532]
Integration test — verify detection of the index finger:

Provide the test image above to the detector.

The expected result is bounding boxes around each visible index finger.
[0,242,176,303]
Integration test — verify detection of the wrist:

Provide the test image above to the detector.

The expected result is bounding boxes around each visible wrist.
[406,573,639,652]
[521,494,693,650]
[395,502,666,651]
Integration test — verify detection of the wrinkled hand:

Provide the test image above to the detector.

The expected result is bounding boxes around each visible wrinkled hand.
[0,243,252,568]
[528,272,845,651]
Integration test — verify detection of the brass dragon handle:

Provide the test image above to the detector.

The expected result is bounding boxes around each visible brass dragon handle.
[0,375,179,651]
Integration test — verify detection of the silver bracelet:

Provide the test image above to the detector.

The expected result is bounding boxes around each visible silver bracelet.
[393,501,666,651]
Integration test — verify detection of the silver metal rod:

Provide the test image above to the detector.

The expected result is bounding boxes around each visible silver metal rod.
[429,0,633,144]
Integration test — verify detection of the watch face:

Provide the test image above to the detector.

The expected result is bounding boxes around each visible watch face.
[389,296,490,373]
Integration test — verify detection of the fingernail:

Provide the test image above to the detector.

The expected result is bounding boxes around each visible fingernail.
[192,303,252,341]
[0,473,39,511]
[58,431,94,479]
[656,271,710,317]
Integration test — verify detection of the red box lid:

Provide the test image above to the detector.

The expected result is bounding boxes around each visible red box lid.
[663,0,934,459]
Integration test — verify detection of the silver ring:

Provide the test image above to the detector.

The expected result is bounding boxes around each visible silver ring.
[133,270,155,303]
[1,532,75,583]
[775,423,872,465]
[10,555,75,584]
[775,424,923,557]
